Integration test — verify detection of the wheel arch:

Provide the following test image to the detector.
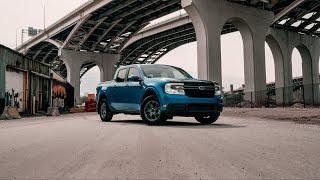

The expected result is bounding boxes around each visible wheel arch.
[141,87,161,103]
[97,93,108,114]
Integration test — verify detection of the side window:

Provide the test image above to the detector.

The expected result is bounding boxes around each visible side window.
[116,69,128,82]
[128,68,140,78]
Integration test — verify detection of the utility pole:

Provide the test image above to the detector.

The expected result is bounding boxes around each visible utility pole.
[43,2,46,30]
[21,29,24,45]
[15,29,18,49]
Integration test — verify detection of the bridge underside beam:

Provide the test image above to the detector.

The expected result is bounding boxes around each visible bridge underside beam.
[272,0,320,36]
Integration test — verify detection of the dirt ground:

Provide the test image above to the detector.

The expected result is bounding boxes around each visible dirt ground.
[223,107,320,125]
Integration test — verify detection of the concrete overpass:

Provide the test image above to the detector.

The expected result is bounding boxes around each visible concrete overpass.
[15,0,320,106]
[17,0,182,103]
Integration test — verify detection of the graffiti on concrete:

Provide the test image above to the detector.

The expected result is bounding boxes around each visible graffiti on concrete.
[52,84,66,108]
[5,89,21,108]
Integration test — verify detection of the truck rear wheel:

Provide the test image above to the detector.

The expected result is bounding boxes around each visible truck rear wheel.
[99,99,113,122]
[195,113,220,125]
[141,96,166,125]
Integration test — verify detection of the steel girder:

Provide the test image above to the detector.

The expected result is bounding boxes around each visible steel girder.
[25,41,59,64]
[230,0,320,36]
[272,0,320,36]
[118,22,239,66]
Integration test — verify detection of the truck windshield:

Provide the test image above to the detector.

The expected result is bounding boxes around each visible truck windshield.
[141,65,193,79]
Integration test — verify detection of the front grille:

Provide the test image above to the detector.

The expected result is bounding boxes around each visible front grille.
[184,82,214,86]
[185,89,215,98]
[167,104,186,112]
[188,104,217,111]
[166,103,223,114]
[183,82,215,98]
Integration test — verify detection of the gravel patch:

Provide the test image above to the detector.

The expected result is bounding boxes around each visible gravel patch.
[223,107,320,125]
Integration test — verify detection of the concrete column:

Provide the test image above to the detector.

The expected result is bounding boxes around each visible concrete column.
[96,54,120,82]
[272,30,320,106]
[267,29,294,106]
[242,32,268,105]
[182,0,222,85]
[266,34,285,105]
[59,49,119,105]
[0,54,6,114]
[309,40,320,105]
[182,0,273,106]
[282,55,294,106]
[68,64,81,106]
[0,54,5,100]
[297,44,314,105]
[313,58,320,105]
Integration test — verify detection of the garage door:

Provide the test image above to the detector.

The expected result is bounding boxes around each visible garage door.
[5,70,25,112]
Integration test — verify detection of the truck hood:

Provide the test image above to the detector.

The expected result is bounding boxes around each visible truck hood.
[145,78,216,85]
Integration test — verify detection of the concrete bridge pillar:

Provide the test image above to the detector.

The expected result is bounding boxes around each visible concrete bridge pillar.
[0,54,5,100]
[60,50,82,105]
[269,30,320,106]
[0,54,6,114]
[182,0,273,106]
[293,33,320,106]
[96,54,120,82]
[309,40,320,106]
[59,49,119,105]
[267,29,294,106]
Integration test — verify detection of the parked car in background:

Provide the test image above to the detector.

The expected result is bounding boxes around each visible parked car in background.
[96,64,223,125]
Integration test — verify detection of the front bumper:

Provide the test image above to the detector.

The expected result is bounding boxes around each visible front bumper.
[160,94,223,116]
[165,103,223,116]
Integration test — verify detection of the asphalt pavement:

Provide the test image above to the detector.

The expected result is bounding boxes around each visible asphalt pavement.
[0,113,319,179]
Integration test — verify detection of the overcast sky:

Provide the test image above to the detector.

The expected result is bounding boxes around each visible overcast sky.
[0,0,309,96]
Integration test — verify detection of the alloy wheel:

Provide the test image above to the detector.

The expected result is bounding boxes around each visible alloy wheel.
[144,100,161,122]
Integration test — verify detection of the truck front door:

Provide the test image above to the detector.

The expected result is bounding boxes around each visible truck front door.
[109,68,128,111]
[126,67,144,112]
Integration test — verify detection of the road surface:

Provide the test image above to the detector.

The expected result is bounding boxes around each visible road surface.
[0,113,320,179]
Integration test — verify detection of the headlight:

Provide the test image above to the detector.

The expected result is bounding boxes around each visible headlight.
[215,90,222,96]
[214,86,222,96]
[165,83,185,95]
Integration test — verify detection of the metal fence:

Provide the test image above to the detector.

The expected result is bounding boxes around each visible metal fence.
[223,83,320,108]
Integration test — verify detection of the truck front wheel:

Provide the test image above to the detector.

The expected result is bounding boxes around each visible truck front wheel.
[141,96,166,125]
[99,99,113,122]
[195,113,220,125]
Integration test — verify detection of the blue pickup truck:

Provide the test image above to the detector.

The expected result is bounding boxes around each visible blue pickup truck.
[96,64,223,125]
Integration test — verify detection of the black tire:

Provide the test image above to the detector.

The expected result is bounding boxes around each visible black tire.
[141,95,166,125]
[99,99,113,122]
[195,113,220,125]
